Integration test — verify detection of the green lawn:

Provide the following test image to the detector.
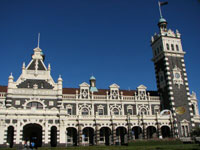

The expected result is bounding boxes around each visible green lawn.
[1,140,200,150]
[37,140,200,150]
[37,144,200,150]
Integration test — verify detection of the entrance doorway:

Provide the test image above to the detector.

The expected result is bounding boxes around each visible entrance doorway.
[23,124,42,148]
[7,126,14,148]
[116,127,127,145]
[132,126,142,139]
[100,127,111,145]
[82,127,94,145]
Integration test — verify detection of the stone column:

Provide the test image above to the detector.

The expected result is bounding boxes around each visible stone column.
[111,123,116,145]
[15,120,21,145]
[127,123,132,142]
[157,123,161,138]
[77,124,83,146]
[95,123,100,145]
[0,122,4,145]
[142,123,147,139]
[59,121,66,147]
[170,116,174,138]
[156,113,161,138]
[43,120,49,147]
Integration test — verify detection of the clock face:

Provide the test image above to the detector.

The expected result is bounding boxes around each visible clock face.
[175,73,180,79]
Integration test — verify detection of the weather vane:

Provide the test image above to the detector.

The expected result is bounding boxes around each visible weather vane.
[158,1,168,18]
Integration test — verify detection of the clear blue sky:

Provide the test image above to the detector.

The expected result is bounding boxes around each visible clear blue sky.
[0,0,200,98]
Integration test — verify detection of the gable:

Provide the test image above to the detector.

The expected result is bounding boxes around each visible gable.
[27,60,46,71]
[109,83,120,88]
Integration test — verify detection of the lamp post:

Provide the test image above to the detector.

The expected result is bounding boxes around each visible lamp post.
[127,112,131,142]
[141,113,145,139]
[137,113,140,139]
[169,110,174,138]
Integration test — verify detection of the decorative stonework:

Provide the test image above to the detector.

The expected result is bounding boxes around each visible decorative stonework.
[173,65,183,88]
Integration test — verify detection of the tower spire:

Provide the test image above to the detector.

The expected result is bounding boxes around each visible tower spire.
[37,33,40,48]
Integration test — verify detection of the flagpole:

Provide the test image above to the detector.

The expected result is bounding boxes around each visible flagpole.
[158,1,163,18]
[37,33,40,48]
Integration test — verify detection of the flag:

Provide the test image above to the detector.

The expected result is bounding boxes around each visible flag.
[159,1,168,6]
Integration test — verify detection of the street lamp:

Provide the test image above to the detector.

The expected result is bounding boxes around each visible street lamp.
[127,112,131,142]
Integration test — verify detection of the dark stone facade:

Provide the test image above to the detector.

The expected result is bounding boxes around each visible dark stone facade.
[17,79,54,89]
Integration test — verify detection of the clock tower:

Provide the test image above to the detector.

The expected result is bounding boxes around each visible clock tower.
[151,17,195,137]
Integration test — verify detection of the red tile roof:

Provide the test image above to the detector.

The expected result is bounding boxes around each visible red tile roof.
[63,87,159,96]
[0,86,158,96]
[0,86,7,92]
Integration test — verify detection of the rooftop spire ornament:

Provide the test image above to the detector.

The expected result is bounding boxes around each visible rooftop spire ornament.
[158,1,168,18]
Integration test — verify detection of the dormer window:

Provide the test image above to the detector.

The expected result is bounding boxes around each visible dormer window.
[79,82,90,99]
[171,44,174,51]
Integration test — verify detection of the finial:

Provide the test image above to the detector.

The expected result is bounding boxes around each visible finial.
[48,64,51,70]
[59,75,61,78]
[22,62,25,68]
[37,33,40,48]
[9,72,13,79]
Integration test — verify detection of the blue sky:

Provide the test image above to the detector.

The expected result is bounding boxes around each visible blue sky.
[0,0,200,99]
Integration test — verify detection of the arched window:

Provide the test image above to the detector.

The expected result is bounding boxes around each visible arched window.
[171,44,174,51]
[26,102,43,109]
[166,44,169,50]
[82,108,89,115]
[113,108,119,115]
[176,45,179,51]
[192,104,196,115]
[140,108,147,115]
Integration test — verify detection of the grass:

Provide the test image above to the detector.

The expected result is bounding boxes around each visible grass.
[37,140,200,150]
[1,140,200,150]
[37,144,200,150]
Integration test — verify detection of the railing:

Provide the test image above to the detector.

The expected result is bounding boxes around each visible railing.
[93,95,107,100]
[123,96,135,100]
[63,94,76,99]
[62,94,160,102]
[150,96,160,101]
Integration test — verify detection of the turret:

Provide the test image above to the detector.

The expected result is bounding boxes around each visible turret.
[57,75,63,96]
[89,76,98,92]
[8,73,14,94]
